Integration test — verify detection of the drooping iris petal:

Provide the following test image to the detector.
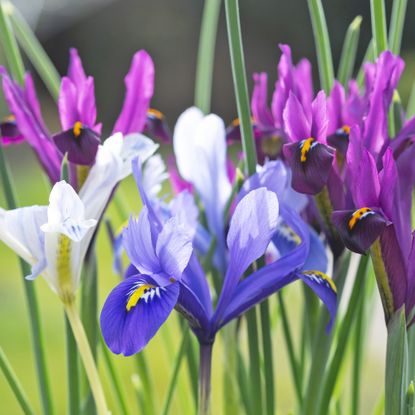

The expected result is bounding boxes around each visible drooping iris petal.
[144,108,171,142]
[100,275,179,356]
[298,270,337,331]
[52,125,101,166]
[214,188,279,322]
[283,139,335,194]
[0,115,25,145]
[332,208,388,254]
[113,50,154,135]
[0,205,47,279]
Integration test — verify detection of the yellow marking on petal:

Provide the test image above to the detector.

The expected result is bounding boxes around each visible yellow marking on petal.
[126,284,155,311]
[57,234,74,302]
[231,116,256,128]
[148,108,164,119]
[348,207,372,230]
[3,114,15,122]
[303,270,337,293]
[342,124,350,135]
[300,137,315,163]
[73,121,82,138]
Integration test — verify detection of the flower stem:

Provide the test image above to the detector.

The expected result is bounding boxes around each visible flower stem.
[64,300,109,415]
[198,343,213,415]
[0,347,35,415]
[224,0,257,175]
[194,0,222,113]
[65,314,80,415]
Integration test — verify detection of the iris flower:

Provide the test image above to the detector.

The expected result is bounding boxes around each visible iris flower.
[0,132,157,300]
[0,48,157,189]
[100,108,337,357]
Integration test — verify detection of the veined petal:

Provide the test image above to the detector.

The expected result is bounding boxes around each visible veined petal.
[113,50,155,135]
[100,275,179,356]
[155,215,193,281]
[123,207,160,276]
[41,181,96,242]
[311,91,328,143]
[215,188,279,322]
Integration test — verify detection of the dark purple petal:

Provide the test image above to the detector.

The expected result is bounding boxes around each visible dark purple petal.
[100,275,179,356]
[0,116,25,145]
[299,271,337,331]
[332,208,388,254]
[52,124,100,166]
[327,126,350,155]
[283,140,335,194]
[113,50,154,135]
[144,108,171,142]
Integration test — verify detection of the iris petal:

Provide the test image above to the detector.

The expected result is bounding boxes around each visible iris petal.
[100,275,179,356]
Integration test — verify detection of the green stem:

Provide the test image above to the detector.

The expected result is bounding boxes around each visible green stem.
[5,1,60,100]
[161,328,190,415]
[63,301,108,415]
[100,337,129,415]
[65,315,80,415]
[246,308,263,414]
[337,16,362,87]
[222,322,239,415]
[278,292,303,406]
[224,0,257,175]
[80,248,98,414]
[388,0,407,55]
[307,0,334,93]
[135,352,157,414]
[370,0,388,56]
[0,1,24,83]
[198,343,213,415]
[406,79,415,119]
[260,300,275,415]
[0,150,54,415]
[0,347,35,415]
[317,255,369,415]
[194,0,222,113]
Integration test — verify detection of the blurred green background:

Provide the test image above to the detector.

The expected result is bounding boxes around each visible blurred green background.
[1,0,414,413]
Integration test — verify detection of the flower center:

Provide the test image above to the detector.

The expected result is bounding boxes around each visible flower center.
[72,121,82,138]
[341,124,350,135]
[126,284,155,311]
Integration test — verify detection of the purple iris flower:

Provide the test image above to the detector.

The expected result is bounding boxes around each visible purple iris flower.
[282,90,335,194]
[100,158,337,356]
[0,115,25,145]
[0,69,61,182]
[0,48,158,184]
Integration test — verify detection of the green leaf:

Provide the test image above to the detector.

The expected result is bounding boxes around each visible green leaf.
[337,16,362,87]
[388,0,408,55]
[224,0,257,175]
[307,0,334,93]
[406,381,414,415]
[194,0,222,113]
[370,0,388,56]
[385,307,408,415]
